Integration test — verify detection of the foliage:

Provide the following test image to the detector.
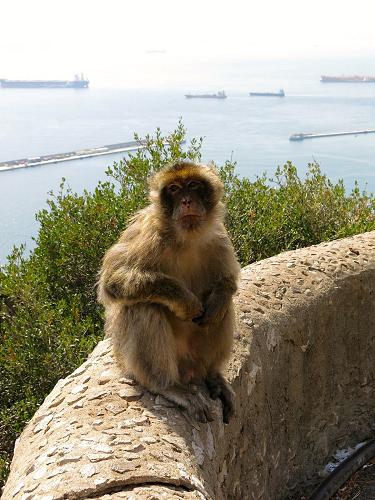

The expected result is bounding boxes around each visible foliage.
[220,161,375,265]
[0,121,374,487]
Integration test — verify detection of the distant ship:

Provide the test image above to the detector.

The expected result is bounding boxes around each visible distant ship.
[249,89,285,97]
[321,75,375,83]
[185,90,227,99]
[0,74,89,88]
[146,49,166,54]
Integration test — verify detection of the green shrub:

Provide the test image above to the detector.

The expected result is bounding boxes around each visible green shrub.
[0,122,374,487]
[221,161,375,264]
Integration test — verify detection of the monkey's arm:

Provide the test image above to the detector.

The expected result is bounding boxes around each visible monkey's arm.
[193,238,240,327]
[99,266,202,321]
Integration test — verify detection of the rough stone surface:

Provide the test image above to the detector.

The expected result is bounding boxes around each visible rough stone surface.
[2,232,375,499]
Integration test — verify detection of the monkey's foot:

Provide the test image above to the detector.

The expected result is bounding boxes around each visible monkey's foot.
[206,373,235,423]
[158,385,215,423]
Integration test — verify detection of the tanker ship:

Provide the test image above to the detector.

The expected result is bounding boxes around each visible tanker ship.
[321,75,375,83]
[250,89,285,97]
[0,74,89,88]
[185,90,227,99]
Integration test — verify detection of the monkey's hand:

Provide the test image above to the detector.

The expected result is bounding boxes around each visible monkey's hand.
[173,292,203,322]
[193,291,230,327]
[192,303,227,327]
[193,277,237,327]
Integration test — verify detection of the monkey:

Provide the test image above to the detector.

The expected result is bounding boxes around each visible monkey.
[98,160,240,423]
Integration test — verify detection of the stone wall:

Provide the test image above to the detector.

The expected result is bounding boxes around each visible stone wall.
[3,231,375,500]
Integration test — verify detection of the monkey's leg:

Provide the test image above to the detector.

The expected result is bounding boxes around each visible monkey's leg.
[206,372,235,424]
[111,304,179,390]
[111,304,214,422]
[202,305,236,423]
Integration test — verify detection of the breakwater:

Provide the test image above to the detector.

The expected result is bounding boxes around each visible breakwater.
[0,140,147,172]
[289,129,375,141]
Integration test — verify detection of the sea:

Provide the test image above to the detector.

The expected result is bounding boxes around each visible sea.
[1,57,375,263]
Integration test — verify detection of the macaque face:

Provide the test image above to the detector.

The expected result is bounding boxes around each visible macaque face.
[161,178,214,230]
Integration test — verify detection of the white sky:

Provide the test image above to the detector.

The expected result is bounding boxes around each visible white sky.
[1,0,375,87]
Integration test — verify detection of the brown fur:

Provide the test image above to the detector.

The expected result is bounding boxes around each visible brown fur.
[98,160,240,422]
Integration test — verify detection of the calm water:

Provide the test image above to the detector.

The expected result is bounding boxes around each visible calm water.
[1,58,375,262]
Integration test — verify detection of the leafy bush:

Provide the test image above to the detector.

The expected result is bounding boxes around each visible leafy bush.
[0,122,374,486]
[221,161,375,264]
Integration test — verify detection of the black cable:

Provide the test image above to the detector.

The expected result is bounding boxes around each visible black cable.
[308,438,375,500]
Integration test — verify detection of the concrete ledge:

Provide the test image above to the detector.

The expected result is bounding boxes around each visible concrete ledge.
[3,231,375,499]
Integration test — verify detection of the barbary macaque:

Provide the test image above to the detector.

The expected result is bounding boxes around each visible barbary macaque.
[98,160,240,422]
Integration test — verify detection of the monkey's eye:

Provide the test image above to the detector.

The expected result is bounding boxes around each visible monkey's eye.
[167,183,181,193]
[187,180,202,190]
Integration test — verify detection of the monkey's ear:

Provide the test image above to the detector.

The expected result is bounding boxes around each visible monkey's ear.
[148,188,160,203]
[204,162,224,201]
[206,160,219,175]
[148,174,160,202]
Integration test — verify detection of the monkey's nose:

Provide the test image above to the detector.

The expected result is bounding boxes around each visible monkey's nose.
[182,198,191,206]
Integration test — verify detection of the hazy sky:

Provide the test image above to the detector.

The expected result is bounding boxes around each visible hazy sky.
[1,0,374,87]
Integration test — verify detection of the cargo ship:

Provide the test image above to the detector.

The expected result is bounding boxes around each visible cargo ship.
[185,90,227,99]
[249,89,285,97]
[321,75,375,83]
[0,74,89,88]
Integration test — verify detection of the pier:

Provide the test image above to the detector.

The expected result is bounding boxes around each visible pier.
[289,129,375,141]
[0,140,148,172]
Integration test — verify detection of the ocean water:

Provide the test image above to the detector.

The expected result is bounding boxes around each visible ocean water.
[1,57,375,262]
